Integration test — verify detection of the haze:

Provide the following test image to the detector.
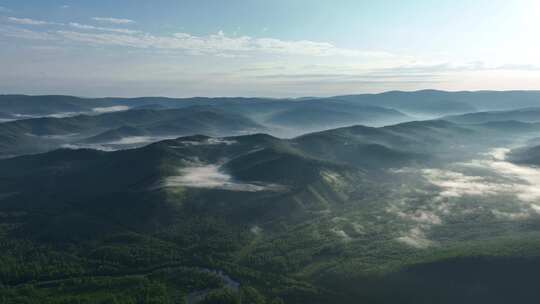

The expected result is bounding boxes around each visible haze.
[1,0,540,97]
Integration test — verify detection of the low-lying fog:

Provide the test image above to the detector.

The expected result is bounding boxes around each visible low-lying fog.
[164,164,286,192]
[4,106,131,122]
[61,135,178,152]
[387,147,540,249]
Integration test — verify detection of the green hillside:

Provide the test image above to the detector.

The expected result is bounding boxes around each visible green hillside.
[3,118,540,303]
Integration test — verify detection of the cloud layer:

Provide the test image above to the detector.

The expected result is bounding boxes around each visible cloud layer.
[2,10,540,97]
[1,15,393,58]
[52,29,387,58]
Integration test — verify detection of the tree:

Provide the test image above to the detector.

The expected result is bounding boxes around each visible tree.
[240,286,265,304]
[200,289,240,304]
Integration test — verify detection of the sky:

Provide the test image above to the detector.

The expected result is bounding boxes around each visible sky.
[1,0,540,97]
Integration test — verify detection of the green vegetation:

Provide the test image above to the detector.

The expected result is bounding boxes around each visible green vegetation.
[2,101,540,303]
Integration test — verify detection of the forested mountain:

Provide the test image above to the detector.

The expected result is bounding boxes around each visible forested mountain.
[443,107,540,124]
[3,112,540,303]
[4,89,540,123]
[0,107,264,157]
[334,90,540,114]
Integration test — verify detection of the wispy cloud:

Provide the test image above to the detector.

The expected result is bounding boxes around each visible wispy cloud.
[92,17,135,24]
[69,22,140,35]
[7,17,54,25]
[51,29,392,58]
[0,6,12,13]
[1,15,396,58]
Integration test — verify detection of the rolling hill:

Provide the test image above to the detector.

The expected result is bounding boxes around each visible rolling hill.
[3,119,540,303]
[443,108,540,124]
[334,90,540,115]
[0,107,264,157]
[4,90,540,124]
[265,102,409,129]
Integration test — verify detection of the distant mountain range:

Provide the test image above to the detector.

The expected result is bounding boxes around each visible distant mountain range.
[1,90,540,158]
[0,107,264,157]
[3,89,540,119]
[444,107,540,124]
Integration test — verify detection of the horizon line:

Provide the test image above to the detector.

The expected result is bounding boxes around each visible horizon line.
[3,88,540,100]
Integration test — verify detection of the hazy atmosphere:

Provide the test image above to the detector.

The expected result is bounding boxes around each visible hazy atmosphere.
[1,0,540,97]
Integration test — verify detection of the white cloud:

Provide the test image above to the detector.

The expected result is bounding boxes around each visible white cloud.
[50,29,393,58]
[69,22,140,35]
[92,17,135,25]
[0,24,376,58]
[7,17,54,26]
[0,6,12,13]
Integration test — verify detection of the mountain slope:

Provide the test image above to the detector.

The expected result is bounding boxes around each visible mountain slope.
[0,107,264,157]
[443,108,540,124]
[3,119,540,303]
[334,90,540,115]
[333,90,477,115]
[264,101,409,129]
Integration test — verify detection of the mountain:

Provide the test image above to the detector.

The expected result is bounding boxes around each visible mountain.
[508,144,540,166]
[81,126,150,143]
[265,102,409,129]
[294,120,490,164]
[432,90,540,110]
[3,120,540,303]
[3,120,474,244]
[0,107,264,157]
[4,90,540,123]
[5,95,540,303]
[443,108,540,124]
[0,112,13,120]
[333,90,540,115]
[0,95,98,116]
[333,90,478,116]
[0,131,369,248]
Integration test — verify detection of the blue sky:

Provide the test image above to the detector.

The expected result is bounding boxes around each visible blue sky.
[0,0,539,97]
